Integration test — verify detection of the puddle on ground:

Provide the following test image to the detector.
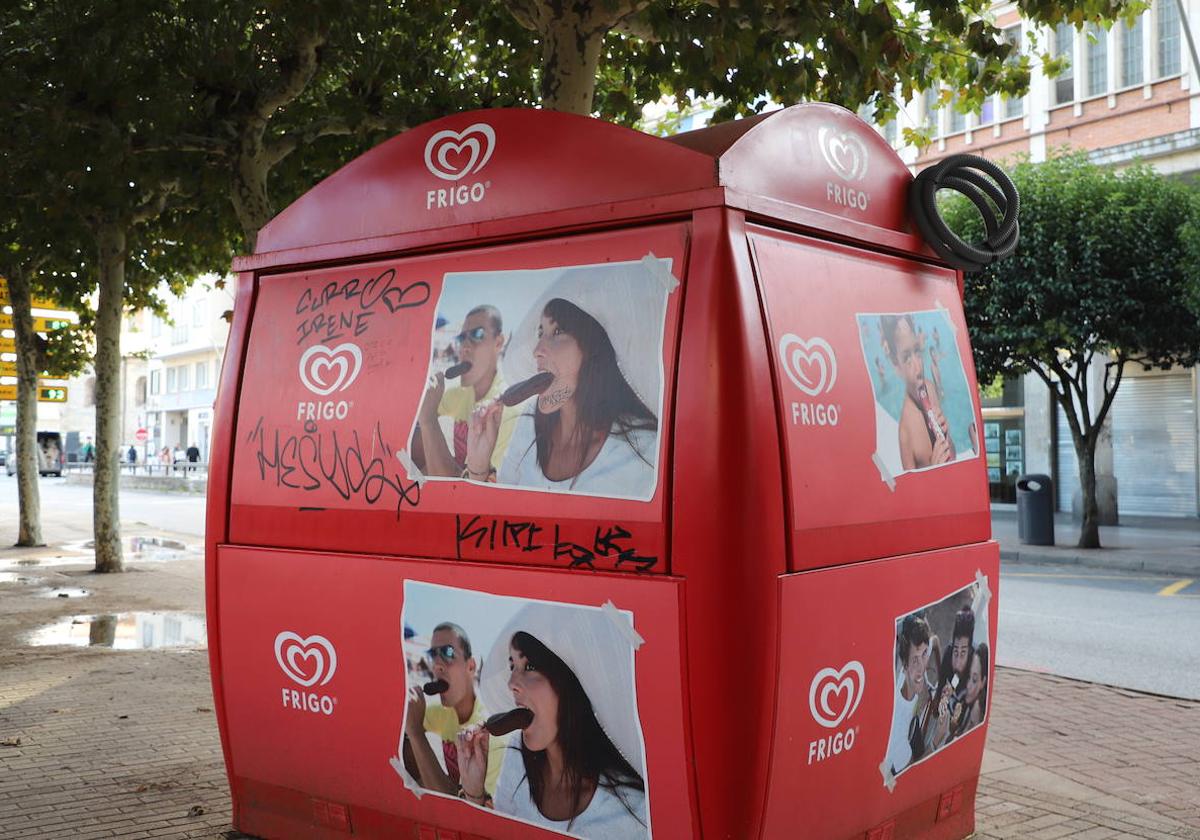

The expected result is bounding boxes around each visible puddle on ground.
[0,571,40,584]
[0,555,92,571]
[26,612,207,649]
[37,587,90,599]
[59,536,195,561]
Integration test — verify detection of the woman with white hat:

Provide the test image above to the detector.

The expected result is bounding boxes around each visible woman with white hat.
[455,601,649,838]
[464,260,668,501]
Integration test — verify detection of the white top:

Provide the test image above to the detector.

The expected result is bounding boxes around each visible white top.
[493,747,649,839]
[498,412,658,501]
[885,671,919,774]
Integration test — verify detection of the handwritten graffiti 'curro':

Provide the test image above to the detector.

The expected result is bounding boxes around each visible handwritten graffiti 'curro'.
[246,417,421,516]
[295,267,431,345]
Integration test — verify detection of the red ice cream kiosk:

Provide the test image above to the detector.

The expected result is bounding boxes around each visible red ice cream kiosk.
[206,103,1010,839]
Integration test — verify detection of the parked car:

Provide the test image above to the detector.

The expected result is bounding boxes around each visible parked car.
[5,432,64,477]
[0,449,7,467]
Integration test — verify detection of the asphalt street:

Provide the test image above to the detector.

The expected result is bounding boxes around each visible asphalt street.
[4,476,1198,699]
[998,565,1200,700]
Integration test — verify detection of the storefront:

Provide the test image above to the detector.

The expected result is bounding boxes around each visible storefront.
[981,377,1025,503]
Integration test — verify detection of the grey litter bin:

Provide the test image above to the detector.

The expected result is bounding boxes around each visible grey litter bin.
[1016,473,1055,546]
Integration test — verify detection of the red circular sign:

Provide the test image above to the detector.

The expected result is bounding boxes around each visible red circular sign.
[134,428,148,443]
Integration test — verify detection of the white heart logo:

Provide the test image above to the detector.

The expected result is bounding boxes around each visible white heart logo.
[818,125,869,182]
[808,661,866,729]
[779,334,838,397]
[424,123,496,181]
[299,343,362,396]
[274,632,338,688]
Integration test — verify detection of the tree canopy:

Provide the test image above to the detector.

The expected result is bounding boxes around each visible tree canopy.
[944,153,1200,546]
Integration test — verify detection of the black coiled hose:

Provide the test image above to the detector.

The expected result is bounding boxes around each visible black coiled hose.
[909,154,1020,272]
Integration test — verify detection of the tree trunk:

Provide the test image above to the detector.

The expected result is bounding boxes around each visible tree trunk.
[93,222,126,573]
[7,270,43,546]
[230,132,273,254]
[539,10,608,114]
[1075,435,1102,549]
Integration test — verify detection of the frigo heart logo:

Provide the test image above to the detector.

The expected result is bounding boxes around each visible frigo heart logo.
[274,632,338,688]
[779,334,838,397]
[809,661,866,729]
[818,125,869,182]
[299,343,363,396]
[424,123,496,182]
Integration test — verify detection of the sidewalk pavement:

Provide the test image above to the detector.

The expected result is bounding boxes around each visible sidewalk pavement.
[991,504,1200,576]
[0,499,1197,839]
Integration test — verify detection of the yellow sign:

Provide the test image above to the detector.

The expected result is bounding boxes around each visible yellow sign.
[0,364,53,377]
[0,315,73,332]
[0,384,68,402]
[0,337,13,353]
[0,294,64,310]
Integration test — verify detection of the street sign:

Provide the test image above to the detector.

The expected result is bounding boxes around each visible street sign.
[0,363,54,377]
[0,337,13,353]
[0,315,73,332]
[0,278,63,311]
[0,384,68,402]
[135,428,148,443]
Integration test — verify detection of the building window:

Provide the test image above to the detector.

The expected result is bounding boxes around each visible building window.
[977,97,995,127]
[150,316,162,338]
[1086,23,1108,96]
[1003,26,1025,118]
[882,119,897,146]
[135,376,147,407]
[192,301,205,327]
[166,367,176,393]
[178,365,189,392]
[196,361,208,389]
[1157,0,1181,77]
[171,320,189,345]
[923,87,940,134]
[1122,16,1145,87]
[1054,22,1076,105]
[150,370,160,395]
[948,97,966,134]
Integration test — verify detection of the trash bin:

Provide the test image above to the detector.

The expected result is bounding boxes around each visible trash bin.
[207,104,1006,840]
[1016,473,1055,546]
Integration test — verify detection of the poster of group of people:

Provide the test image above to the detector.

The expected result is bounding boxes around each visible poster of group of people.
[393,581,651,839]
[884,577,992,780]
[407,258,673,503]
[857,308,979,482]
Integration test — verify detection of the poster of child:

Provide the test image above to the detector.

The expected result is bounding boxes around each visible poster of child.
[858,309,979,481]
[392,581,652,839]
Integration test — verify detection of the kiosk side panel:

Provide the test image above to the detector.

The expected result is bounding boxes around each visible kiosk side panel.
[763,542,1000,839]
[748,227,990,571]
[215,545,695,839]
[228,223,688,574]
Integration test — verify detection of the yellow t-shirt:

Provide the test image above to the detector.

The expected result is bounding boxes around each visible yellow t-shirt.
[423,695,508,797]
[437,374,517,473]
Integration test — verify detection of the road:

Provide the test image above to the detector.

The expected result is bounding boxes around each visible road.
[999,564,1200,700]
[0,474,206,540]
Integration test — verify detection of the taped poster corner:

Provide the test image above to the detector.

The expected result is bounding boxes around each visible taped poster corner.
[933,298,958,335]
[879,757,897,793]
[602,599,645,650]
[974,568,993,608]
[396,450,428,488]
[872,453,897,492]
[641,252,680,293]
[388,756,426,799]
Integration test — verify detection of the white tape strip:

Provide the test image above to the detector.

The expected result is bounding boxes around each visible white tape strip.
[602,600,645,650]
[396,450,427,488]
[879,758,897,793]
[641,253,680,293]
[872,453,897,492]
[389,756,425,798]
[975,568,993,612]
[933,298,958,335]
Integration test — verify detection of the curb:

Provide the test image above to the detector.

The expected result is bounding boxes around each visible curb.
[1000,546,1198,577]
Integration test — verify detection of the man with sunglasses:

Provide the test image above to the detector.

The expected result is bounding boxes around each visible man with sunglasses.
[416,305,514,478]
[403,622,506,798]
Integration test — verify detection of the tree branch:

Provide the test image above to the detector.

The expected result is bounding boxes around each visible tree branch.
[255,28,327,123]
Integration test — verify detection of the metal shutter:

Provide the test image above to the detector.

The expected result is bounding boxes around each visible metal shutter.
[1111,373,1198,517]
[1055,404,1079,512]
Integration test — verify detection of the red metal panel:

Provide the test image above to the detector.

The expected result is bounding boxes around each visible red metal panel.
[228,223,688,574]
[254,109,716,255]
[671,208,787,840]
[748,226,989,570]
[216,545,696,839]
[761,543,999,839]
